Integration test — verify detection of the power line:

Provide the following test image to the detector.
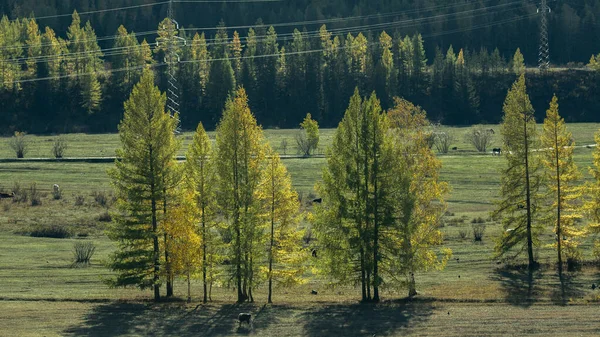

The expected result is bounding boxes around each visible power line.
[184,0,526,31]
[7,2,526,67]
[12,1,170,22]
[2,10,536,85]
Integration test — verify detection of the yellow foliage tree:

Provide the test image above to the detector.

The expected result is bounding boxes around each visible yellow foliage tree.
[258,146,305,303]
[161,189,202,302]
[585,131,600,259]
[387,97,451,297]
[541,95,585,271]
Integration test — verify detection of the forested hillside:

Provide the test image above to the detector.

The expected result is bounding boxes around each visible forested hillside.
[0,0,599,134]
[2,0,597,63]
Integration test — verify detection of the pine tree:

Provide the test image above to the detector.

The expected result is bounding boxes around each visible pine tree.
[541,95,584,271]
[207,24,235,123]
[0,16,24,91]
[112,25,142,97]
[512,48,525,76]
[231,31,243,84]
[493,74,542,269]
[258,146,304,303]
[214,88,267,303]
[411,33,427,96]
[24,18,41,79]
[107,70,180,301]
[185,122,218,303]
[375,31,395,106]
[314,89,409,302]
[66,12,103,114]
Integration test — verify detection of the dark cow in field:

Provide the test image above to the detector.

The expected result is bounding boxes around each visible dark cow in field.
[492,148,501,156]
[238,313,252,328]
[0,192,14,199]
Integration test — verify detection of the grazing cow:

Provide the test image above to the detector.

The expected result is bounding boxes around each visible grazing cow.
[238,313,252,328]
[492,148,501,156]
[311,290,318,295]
[0,192,14,199]
[451,146,458,151]
[312,198,322,204]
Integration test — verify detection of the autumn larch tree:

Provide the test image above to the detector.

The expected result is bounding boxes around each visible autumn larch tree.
[387,97,451,297]
[162,188,201,302]
[314,88,404,302]
[258,146,305,303]
[493,74,542,269]
[585,130,600,260]
[107,69,179,301]
[541,95,584,272]
[185,122,218,303]
[214,88,266,303]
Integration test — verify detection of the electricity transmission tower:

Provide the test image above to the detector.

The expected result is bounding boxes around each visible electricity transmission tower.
[162,0,186,131]
[538,0,550,70]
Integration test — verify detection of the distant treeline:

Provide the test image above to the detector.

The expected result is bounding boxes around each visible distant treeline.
[3,0,598,64]
[1,11,599,135]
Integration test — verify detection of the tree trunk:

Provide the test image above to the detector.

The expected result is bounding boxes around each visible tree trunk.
[187,270,191,303]
[249,255,254,303]
[268,194,275,304]
[165,233,173,297]
[150,146,160,302]
[202,215,208,303]
[236,218,243,303]
[372,127,380,303]
[360,246,367,302]
[554,124,563,274]
[523,114,535,270]
[366,270,371,301]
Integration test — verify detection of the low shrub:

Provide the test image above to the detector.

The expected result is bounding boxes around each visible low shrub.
[458,229,469,239]
[74,194,85,206]
[9,131,29,158]
[73,241,96,266]
[93,191,108,208]
[52,136,68,158]
[471,217,486,224]
[98,211,112,222]
[29,183,41,206]
[473,224,486,241]
[30,225,72,238]
[12,182,27,203]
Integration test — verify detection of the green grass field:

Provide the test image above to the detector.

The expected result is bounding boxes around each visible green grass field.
[1,124,600,336]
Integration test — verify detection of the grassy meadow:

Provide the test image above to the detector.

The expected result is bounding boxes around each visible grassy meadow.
[1,124,600,336]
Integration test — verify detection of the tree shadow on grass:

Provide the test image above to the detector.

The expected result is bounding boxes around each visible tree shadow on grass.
[550,268,586,305]
[63,302,148,337]
[491,264,543,307]
[64,301,277,337]
[301,299,434,337]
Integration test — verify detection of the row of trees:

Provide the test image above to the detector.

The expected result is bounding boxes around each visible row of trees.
[3,12,600,134]
[494,74,600,274]
[108,69,450,302]
[4,0,596,65]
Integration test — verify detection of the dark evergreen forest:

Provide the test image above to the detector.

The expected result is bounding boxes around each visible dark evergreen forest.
[0,0,599,134]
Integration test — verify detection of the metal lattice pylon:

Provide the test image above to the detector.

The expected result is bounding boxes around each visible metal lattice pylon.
[538,0,550,71]
[164,0,186,132]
